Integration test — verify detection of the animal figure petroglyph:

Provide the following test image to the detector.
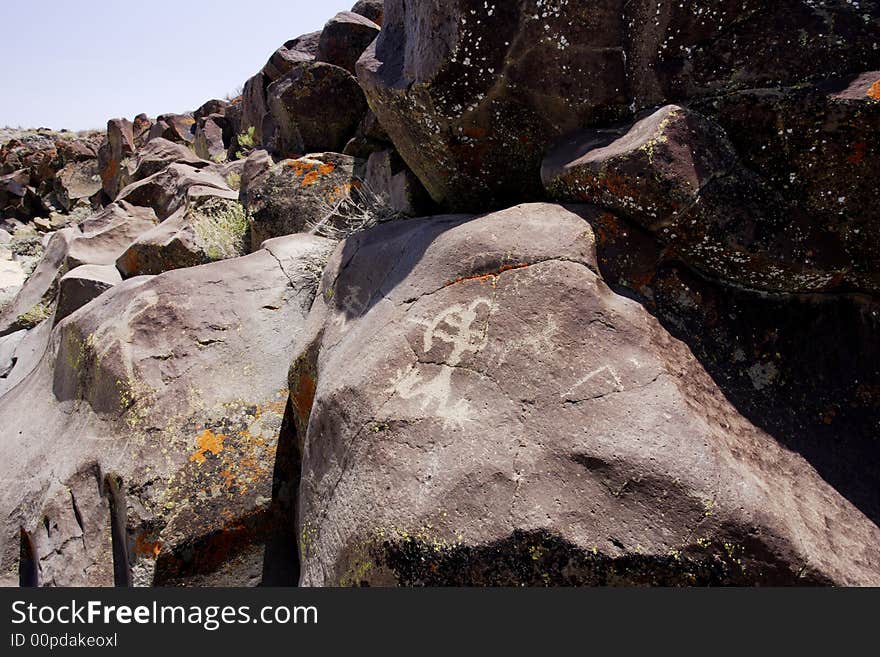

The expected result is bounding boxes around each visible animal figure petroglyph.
[388,298,492,429]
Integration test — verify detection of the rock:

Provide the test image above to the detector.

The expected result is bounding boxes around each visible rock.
[55,264,122,324]
[123,137,207,185]
[543,105,738,232]
[358,0,880,211]
[240,73,270,148]
[290,202,880,586]
[545,92,880,295]
[194,99,230,123]
[0,228,74,336]
[117,163,235,221]
[0,234,335,586]
[239,149,273,197]
[365,149,432,216]
[132,113,153,148]
[263,47,313,83]
[285,31,323,58]
[351,0,384,26]
[66,201,159,269]
[54,160,103,212]
[264,62,367,157]
[390,169,432,217]
[242,153,366,248]
[148,113,196,145]
[98,118,135,200]
[317,12,381,75]
[116,195,250,277]
[194,116,227,163]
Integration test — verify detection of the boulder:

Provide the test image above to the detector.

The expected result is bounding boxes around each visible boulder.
[0,259,26,312]
[194,116,227,163]
[123,137,207,185]
[545,92,880,295]
[194,99,230,123]
[357,0,880,211]
[54,160,103,212]
[0,235,335,586]
[55,264,122,324]
[148,113,196,145]
[132,113,153,148]
[241,153,366,248]
[264,62,367,157]
[285,31,322,58]
[351,0,384,26]
[66,202,159,269]
[543,105,738,231]
[117,163,235,221]
[290,202,880,586]
[116,195,250,277]
[317,12,381,75]
[98,118,135,200]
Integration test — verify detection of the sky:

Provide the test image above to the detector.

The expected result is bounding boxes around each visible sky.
[0,0,352,131]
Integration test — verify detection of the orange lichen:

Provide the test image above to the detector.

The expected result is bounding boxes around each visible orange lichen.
[867,80,880,101]
[292,373,317,425]
[134,534,162,558]
[318,162,337,175]
[443,263,531,289]
[302,171,320,186]
[190,429,225,464]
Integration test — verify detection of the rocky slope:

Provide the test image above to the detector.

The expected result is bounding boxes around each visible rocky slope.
[1,0,879,587]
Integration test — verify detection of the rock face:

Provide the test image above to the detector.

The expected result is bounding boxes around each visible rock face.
[0,235,334,587]
[290,203,880,586]
[358,0,880,211]
[264,62,367,157]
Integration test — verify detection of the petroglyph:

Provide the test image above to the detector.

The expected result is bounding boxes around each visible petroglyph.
[562,365,624,404]
[387,298,493,429]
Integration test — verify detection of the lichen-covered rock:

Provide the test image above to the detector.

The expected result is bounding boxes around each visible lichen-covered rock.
[116,195,249,277]
[317,11,381,75]
[358,0,880,211]
[242,153,366,249]
[290,203,880,586]
[546,84,880,294]
[0,234,335,587]
[264,62,367,157]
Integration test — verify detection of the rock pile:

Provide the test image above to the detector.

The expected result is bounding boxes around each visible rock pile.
[1,0,878,587]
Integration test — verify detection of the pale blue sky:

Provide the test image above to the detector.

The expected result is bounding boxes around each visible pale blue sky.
[0,0,351,130]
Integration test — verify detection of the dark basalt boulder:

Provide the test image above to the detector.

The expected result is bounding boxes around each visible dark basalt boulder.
[357,0,880,211]
[264,62,367,157]
[316,11,381,75]
[290,202,880,586]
